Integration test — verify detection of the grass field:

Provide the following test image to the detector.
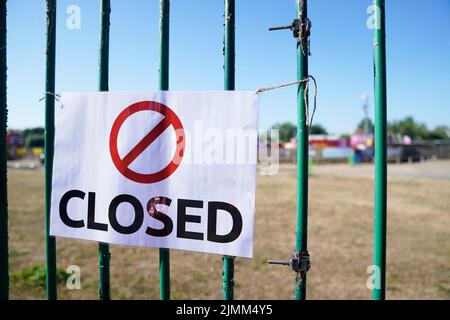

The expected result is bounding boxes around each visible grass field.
[6,161,450,300]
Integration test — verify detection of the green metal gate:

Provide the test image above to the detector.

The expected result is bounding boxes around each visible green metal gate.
[0,0,388,300]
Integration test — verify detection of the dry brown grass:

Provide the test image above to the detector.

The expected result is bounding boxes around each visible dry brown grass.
[7,163,450,300]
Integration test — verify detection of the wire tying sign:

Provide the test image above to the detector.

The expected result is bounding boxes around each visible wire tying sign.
[50,91,258,258]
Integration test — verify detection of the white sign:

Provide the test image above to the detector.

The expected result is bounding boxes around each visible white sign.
[50,91,258,258]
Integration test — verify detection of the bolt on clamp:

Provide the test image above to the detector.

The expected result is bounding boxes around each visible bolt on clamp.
[267,250,311,286]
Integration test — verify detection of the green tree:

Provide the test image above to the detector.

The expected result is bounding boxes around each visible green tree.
[356,118,374,133]
[388,116,429,140]
[272,122,297,142]
[386,117,450,141]
[22,127,44,139]
[25,134,44,149]
[310,124,328,135]
[428,126,449,140]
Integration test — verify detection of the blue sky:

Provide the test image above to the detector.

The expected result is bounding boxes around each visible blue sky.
[6,0,450,134]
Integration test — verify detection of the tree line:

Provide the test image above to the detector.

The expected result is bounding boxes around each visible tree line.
[273,116,449,142]
[9,127,45,148]
[14,117,450,146]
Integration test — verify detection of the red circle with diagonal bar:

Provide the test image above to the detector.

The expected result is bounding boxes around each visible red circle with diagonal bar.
[109,101,185,184]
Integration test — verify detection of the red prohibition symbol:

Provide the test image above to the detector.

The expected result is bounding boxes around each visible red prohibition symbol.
[109,101,185,184]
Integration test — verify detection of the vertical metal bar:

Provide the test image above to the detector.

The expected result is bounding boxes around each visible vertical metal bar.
[98,0,111,301]
[223,0,235,301]
[44,0,57,301]
[0,0,8,301]
[295,0,308,300]
[222,256,235,300]
[159,0,171,301]
[373,0,387,300]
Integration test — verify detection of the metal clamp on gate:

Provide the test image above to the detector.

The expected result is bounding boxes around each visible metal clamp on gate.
[267,250,311,286]
[269,18,311,39]
[268,17,312,56]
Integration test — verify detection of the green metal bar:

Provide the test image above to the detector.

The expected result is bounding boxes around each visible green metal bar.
[224,0,235,91]
[295,0,309,300]
[159,0,171,301]
[373,0,387,300]
[0,0,8,301]
[44,0,57,301]
[222,0,235,301]
[222,256,235,300]
[98,0,111,301]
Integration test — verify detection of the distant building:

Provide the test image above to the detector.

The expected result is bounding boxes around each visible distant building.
[309,134,348,148]
[308,134,352,161]
[6,129,24,159]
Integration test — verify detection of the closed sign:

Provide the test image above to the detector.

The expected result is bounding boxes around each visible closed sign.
[50,91,258,258]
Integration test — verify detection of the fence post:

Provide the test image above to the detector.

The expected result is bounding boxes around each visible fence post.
[295,0,309,300]
[373,0,387,300]
[98,0,111,301]
[222,0,235,301]
[159,0,171,301]
[44,0,57,301]
[0,0,8,301]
